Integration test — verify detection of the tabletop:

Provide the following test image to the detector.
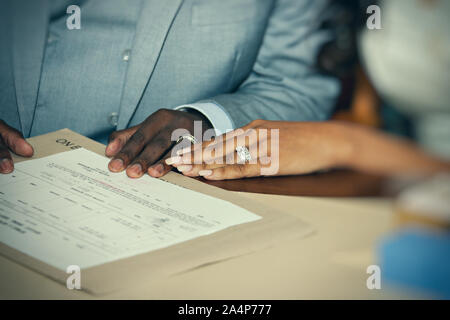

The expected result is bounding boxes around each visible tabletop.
[0,129,414,299]
[0,191,415,299]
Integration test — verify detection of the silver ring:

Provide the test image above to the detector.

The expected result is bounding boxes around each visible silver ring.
[176,134,198,145]
[236,146,252,163]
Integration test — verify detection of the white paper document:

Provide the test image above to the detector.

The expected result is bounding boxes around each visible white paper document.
[0,149,261,270]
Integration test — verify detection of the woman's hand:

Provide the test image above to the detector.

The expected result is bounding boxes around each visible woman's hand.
[165,120,354,180]
[165,119,450,180]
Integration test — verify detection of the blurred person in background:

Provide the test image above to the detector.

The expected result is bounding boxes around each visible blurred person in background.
[169,0,450,180]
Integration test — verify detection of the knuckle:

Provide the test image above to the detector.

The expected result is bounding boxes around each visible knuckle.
[129,130,146,145]
[153,135,168,148]
[116,150,133,163]
[4,132,22,148]
[139,147,161,165]
[156,108,172,117]
[0,123,20,139]
[249,119,264,127]
[144,147,162,163]
[108,131,119,142]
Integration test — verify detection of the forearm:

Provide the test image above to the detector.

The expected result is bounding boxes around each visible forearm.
[340,122,450,176]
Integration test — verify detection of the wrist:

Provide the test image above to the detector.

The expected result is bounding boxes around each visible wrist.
[183,109,213,132]
[328,121,358,168]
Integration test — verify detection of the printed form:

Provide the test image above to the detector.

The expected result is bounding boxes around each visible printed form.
[0,149,260,270]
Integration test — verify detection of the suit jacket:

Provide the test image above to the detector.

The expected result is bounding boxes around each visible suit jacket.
[0,0,339,138]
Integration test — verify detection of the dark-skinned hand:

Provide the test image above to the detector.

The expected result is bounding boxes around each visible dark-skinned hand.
[0,120,34,174]
[105,109,212,178]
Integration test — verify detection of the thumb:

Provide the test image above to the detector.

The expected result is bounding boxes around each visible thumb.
[12,138,34,157]
[0,121,33,157]
[105,126,139,157]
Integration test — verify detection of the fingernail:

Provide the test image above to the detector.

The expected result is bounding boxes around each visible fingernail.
[149,164,164,176]
[176,147,191,156]
[177,165,192,173]
[198,170,212,177]
[106,140,119,155]
[109,159,124,171]
[0,159,13,173]
[165,156,182,165]
[128,163,142,177]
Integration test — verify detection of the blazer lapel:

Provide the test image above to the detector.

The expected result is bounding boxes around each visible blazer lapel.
[11,0,49,136]
[116,0,183,130]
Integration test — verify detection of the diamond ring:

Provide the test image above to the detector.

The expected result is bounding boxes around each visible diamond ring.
[236,146,252,163]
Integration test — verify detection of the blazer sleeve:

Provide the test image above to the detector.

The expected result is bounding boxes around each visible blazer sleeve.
[202,0,340,129]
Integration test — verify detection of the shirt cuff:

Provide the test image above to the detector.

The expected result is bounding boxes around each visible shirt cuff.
[174,102,235,136]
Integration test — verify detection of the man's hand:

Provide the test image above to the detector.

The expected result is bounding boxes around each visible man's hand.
[105,109,212,178]
[0,120,34,174]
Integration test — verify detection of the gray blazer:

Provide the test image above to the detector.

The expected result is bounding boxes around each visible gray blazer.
[0,0,338,138]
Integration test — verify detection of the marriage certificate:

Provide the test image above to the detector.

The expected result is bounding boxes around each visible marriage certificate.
[0,149,261,270]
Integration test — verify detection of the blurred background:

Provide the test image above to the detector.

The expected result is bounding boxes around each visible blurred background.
[318,0,450,159]
[315,0,450,299]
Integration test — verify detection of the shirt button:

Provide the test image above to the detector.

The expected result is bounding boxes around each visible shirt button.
[47,35,55,44]
[122,49,131,61]
[108,112,119,127]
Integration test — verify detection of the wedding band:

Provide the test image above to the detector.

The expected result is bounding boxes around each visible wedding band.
[236,146,252,163]
[176,134,198,145]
